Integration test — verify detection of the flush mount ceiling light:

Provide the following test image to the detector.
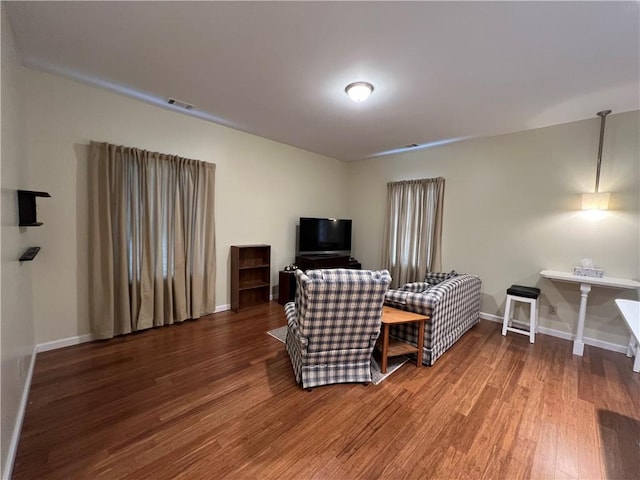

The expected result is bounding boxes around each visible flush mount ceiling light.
[582,110,612,211]
[345,82,374,102]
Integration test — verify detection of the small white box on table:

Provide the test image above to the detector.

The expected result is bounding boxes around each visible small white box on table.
[573,267,604,278]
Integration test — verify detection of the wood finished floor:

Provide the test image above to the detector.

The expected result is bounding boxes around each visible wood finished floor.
[13,302,640,480]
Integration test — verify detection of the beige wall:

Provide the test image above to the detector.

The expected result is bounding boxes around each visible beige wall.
[22,68,349,344]
[348,111,639,348]
[12,45,640,353]
[1,5,36,476]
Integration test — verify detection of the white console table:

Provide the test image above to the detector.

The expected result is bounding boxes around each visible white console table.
[615,299,640,372]
[539,270,640,356]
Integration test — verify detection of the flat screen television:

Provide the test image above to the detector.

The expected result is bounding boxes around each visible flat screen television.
[298,217,352,256]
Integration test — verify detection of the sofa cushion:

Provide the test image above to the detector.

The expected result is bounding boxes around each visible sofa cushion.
[400,281,432,293]
[425,270,459,284]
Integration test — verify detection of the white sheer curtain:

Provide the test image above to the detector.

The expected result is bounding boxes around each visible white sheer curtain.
[381,177,445,288]
[88,141,216,339]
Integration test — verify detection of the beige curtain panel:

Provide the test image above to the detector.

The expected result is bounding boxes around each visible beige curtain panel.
[89,141,216,339]
[382,177,445,288]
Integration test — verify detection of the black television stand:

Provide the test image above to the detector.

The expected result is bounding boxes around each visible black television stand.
[295,254,361,271]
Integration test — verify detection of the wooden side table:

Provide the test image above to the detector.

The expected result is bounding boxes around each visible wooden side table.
[378,306,429,373]
[278,270,296,305]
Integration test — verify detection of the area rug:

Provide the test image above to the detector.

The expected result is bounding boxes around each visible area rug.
[267,326,408,385]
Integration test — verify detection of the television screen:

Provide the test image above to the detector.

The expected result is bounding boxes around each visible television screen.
[298,217,352,255]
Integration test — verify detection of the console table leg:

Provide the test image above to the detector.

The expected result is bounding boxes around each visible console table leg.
[573,283,591,356]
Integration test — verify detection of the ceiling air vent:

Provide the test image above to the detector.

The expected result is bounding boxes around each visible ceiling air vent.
[166,97,196,110]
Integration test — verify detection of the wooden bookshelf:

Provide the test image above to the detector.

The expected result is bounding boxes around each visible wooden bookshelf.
[230,245,271,312]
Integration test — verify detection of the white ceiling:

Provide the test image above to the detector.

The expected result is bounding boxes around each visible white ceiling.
[6,1,640,161]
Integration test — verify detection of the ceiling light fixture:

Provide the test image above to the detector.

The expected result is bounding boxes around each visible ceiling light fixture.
[581,110,612,211]
[345,82,374,102]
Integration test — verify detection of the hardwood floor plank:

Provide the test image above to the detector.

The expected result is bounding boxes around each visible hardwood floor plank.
[501,436,536,480]
[575,400,605,480]
[530,420,558,480]
[12,304,640,479]
[555,399,579,479]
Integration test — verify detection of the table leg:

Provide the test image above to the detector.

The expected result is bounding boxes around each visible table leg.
[416,320,425,367]
[381,324,390,374]
[573,283,591,356]
[627,334,640,372]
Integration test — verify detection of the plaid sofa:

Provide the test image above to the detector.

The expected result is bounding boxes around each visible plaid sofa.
[284,268,391,389]
[384,271,481,365]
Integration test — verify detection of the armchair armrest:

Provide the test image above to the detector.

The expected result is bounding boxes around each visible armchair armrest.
[284,302,308,349]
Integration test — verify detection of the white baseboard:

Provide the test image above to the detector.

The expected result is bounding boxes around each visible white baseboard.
[580,336,627,354]
[34,304,240,351]
[34,310,628,356]
[36,333,96,353]
[3,345,37,480]
[215,295,277,313]
[480,312,627,354]
[214,304,230,313]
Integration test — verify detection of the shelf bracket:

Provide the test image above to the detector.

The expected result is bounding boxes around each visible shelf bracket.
[17,190,51,226]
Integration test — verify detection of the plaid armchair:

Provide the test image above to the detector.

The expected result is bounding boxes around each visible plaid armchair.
[284,268,391,389]
[384,271,481,365]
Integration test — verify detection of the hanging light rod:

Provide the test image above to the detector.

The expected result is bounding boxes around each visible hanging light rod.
[593,109,611,193]
[582,110,612,211]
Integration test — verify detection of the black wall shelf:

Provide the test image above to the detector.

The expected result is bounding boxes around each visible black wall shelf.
[19,247,40,262]
[18,190,51,226]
